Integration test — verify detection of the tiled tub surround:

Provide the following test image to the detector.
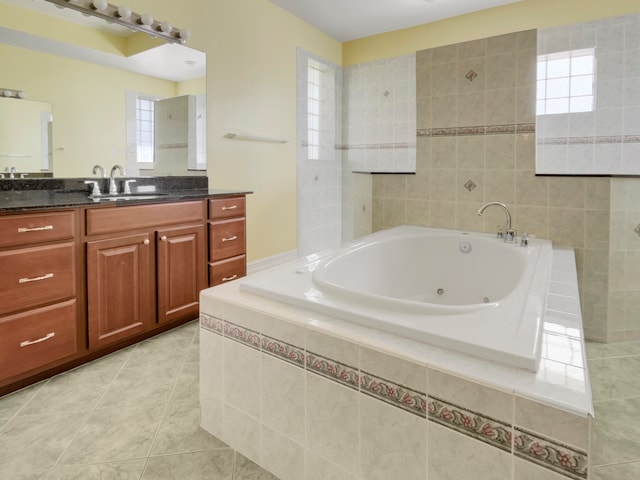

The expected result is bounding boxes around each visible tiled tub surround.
[372,29,613,342]
[342,54,417,173]
[536,13,640,175]
[199,247,592,480]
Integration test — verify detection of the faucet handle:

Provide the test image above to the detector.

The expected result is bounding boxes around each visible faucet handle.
[505,229,517,244]
[123,179,137,195]
[496,225,503,239]
[84,180,101,197]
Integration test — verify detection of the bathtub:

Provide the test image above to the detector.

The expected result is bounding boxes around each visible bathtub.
[240,225,553,372]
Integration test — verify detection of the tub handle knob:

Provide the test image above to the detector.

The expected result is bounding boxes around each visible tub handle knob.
[520,233,529,247]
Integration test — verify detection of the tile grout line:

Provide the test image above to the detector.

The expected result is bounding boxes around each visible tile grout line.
[46,343,138,477]
[139,324,196,479]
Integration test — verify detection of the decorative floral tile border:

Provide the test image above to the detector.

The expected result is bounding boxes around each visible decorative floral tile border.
[416,123,535,138]
[428,396,512,452]
[360,371,427,417]
[514,427,588,480]
[539,135,640,145]
[335,142,416,151]
[200,312,586,479]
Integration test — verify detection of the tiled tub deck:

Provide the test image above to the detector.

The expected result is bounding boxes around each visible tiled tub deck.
[199,247,592,480]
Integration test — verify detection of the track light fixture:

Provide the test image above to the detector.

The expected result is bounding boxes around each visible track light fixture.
[43,0,190,44]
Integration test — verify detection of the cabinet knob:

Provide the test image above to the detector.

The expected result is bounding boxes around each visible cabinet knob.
[160,236,168,242]
[143,239,150,245]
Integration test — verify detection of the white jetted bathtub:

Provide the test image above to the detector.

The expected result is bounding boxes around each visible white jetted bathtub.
[241,225,553,371]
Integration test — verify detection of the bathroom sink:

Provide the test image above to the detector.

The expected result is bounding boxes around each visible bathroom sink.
[90,193,170,202]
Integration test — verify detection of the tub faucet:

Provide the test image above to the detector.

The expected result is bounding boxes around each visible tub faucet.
[476,201,516,243]
[109,164,125,195]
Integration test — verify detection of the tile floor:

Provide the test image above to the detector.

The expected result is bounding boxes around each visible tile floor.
[1,320,640,479]
[0,320,278,480]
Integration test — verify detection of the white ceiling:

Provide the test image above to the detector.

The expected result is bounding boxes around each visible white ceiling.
[269,0,524,42]
[1,0,205,82]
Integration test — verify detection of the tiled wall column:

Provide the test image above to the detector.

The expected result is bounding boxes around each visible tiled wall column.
[370,30,612,341]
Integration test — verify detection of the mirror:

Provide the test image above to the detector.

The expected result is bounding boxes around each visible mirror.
[0,0,206,178]
[0,97,52,177]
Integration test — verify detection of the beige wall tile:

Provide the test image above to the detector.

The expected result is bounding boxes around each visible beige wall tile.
[406,199,431,226]
[514,396,589,449]
[430,169,457,201]
[456,169,485,202]
[457,92,486,126]
[431,136,457,168]
[305,451,359,480]
[456,202,486,231]
[457,136,485,169]
[383,174,407,199]
[515,133,535,170]
[458,38,487,59]
[548,208,585,248]
[430,200,457,229]
[513,206,548,237]
[486,53,517,90]
[514,457,571,480]
[224,340,260,418]
[485,88,516,125]
[260,426,304,480]
[222,403,261,465]
[383,198,407,227]
[432,95,458,127]
[406,173,430,199]
[360,396,427,480]
[305,330,359,368]
[484,170,515,204]
[485,135,515,169]
[428,369,513,424]
[432,44,458,64]
[457,59,486,95]
[516,170,549,206]
[487,32,518,54]
[306,374,360,475]
[431,62,458,97]
[428,423,512,480]
[549,177,586,209]
[360,347,426,393]
[261,355,305,444]
[585,178,611,211]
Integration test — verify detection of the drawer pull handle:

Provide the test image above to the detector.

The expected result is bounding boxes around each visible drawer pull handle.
[18,225,54,233]
[221,205,238,211]
[160,236,168,242]
[20,332,55,347]
[221,235,237,242]
[143,239,150,246]
[19,273,54,284]
[222,274,238,282]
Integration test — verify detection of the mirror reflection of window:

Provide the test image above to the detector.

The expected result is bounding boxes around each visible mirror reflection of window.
[136,96,156,165]
[536,48,595,115]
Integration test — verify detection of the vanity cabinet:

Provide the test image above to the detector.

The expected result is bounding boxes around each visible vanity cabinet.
[209,196,247,286]
[85,200,207,349]
[86,233,153,349]
[0,210,79,382]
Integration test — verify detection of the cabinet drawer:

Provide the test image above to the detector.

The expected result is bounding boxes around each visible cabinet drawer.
[209,218,246,261]
[0,211,76,248]
[209,255,246,286]
[0,300,77,380]
[86,201,205,236]
[0,242,76,316]
[209,196,245,220]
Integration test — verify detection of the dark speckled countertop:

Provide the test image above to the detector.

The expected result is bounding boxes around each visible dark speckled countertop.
[0,176,252,213]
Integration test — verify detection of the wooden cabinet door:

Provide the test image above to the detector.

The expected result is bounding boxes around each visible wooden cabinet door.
[87,233,153,349]
[156,224,206,324]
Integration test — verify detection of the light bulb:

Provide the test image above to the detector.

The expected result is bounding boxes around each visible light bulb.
[178,28,190,40]
[17,91,26,99]
[92,0,108,11]
[2,90,12,97]
[116,5,131,18]
[139,13,153,26]
[160,21,172,33]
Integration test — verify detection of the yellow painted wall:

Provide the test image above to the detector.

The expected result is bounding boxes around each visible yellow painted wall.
[344,0,640,65]
[130,0,342,262]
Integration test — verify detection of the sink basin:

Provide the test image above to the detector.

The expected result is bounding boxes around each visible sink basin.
[90,193,170,202]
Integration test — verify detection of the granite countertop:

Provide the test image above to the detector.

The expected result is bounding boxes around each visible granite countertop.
[0,177,251,213]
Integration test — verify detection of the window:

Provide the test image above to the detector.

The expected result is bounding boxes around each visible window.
[306,58,335,160]
[536,48,595,115]
[136,96,155,163]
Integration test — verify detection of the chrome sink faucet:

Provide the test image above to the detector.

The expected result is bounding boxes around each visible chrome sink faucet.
[109,164,125,195]
[476,201,516,243]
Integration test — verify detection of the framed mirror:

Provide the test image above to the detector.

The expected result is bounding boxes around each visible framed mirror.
[0,0,206,178]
